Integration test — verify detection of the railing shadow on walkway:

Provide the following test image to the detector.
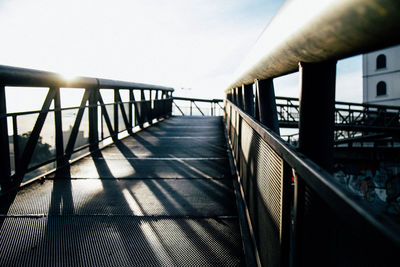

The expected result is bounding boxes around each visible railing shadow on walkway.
[45,139,238,265]
[0,114,244,266]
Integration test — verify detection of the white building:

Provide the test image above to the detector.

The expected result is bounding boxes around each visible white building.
[363,45,400,106]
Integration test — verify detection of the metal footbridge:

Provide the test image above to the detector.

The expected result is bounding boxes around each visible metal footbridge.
[2,0,400,266]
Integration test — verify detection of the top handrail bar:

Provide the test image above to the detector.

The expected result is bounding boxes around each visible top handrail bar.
[173,96,223,103]
[0,64,174,91]
[275,96,400,111]
[227,0,400,91]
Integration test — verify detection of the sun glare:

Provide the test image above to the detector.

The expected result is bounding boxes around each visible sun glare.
[60,72,78,82]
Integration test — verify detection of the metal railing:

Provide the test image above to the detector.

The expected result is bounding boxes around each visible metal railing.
[276,96,400,146]
[277,96,400,130]
[0,65,173,194]
[225,0,400,266]
[172,97,223,116]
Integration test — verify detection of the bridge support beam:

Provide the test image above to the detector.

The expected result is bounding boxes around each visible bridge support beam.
[255,79,280,134]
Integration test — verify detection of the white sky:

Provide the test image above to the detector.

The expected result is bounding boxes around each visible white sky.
[0,0,362,108]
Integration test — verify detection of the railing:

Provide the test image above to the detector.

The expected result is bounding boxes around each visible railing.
[0,65,173,194]
[225,0,400,266]
[276,96,400,146]
[172,96,223,116]
[277,96,400,130]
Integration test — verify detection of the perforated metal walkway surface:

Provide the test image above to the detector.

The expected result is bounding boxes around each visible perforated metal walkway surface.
[0,117,245,266]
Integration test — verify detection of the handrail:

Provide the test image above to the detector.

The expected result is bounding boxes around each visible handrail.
[0,65,174,194]
[172,97,223,116]
[277,96,400,110]
[0,65,174,91]
[225,1,400,265]
[275,96,400,134]
[173,96,223,103]
[226,98,400,266]
[227,99,400,244]
[227,0,400,90]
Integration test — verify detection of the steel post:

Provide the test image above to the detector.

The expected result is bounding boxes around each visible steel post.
[114,89,119,135]
[129,89,134,129]
[237,86,243,110]
[255,79,280,134]
[235,87,240,106]
[298,61,336,170]
[294,60,337,267]
[0,85,11,190]
[140,90,145,127]
[232,88,237,106]
[88,87,99,151]
[54,87,65,166]
[149,89,153,123]
[12,115,20,174]
[242,84,254,116]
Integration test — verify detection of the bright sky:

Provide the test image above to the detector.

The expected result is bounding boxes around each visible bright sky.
[0,0,362,104]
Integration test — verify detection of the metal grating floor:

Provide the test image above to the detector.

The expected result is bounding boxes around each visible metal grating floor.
[0,217,242,267]
[0,116,244,266]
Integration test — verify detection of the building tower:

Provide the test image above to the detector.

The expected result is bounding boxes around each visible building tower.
[363,45,400,106]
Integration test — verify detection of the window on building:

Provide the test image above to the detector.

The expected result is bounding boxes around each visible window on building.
[376,54,386,69]
[377,81,387,96]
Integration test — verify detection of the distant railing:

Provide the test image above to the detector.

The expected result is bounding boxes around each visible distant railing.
[276,96,400,146]
[225,0,400,266]
[277,96,400,130]
[0,65,173,194]
[172,97,223,116]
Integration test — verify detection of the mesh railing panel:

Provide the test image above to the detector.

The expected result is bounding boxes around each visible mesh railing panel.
[226,100,400,267]
[239,119,284,266]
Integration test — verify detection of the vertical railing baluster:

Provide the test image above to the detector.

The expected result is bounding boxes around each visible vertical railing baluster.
[89,87,99,151]
[129,89,134,129]
[154,90,159,119]
[54,87,65,166]
[169,91,173,116]
[149,89,153,123]
[101,104,104,140]
[114,89,119,136]
[0,85,11,190]
[12,115,20,175]
[140,90,145,127]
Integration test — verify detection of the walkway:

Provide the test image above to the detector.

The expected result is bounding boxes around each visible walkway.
[0,117,245,266]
